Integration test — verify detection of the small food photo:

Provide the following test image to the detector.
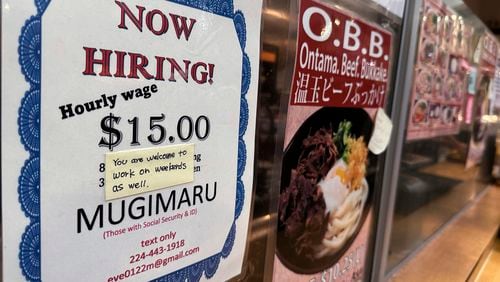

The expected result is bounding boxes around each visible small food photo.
[451,106,460,123]
[444,77,459,100]
[448,56,459,74]
[429,103,442,125]
[424,9,440,35]
[455,81,464,100]
[437,48,449,69]
[277,108,374,273]
[441,15,454,43]
[433,72,444,98]
[420,38,437,64]
[455,27,464,53]
[412,100,429,125]
[416,68,433,97]
[441,106,454,125]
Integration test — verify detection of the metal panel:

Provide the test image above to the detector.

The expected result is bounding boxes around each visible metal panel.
[370,0,423,280]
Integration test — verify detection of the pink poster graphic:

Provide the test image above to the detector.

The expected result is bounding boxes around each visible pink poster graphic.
[273,0,392,280]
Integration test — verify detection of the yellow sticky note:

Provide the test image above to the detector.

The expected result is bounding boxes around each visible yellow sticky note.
[104,144,194,201]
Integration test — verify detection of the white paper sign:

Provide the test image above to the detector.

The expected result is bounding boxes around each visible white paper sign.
[1,0,262,281]
[369,108,393,155]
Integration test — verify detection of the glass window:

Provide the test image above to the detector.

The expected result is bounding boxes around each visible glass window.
[385,0,496,273]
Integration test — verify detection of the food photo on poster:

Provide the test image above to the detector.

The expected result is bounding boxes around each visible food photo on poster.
[277,108,373,273]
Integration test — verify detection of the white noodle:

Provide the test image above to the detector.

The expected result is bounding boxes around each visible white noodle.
[315,179,369,259]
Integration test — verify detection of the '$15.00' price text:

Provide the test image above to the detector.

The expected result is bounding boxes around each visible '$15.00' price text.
[99,113,210,151]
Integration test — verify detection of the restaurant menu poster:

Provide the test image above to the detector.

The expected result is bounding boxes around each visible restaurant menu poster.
[1,0,262,281]
[407,0,467,141]
[273,0,392,280]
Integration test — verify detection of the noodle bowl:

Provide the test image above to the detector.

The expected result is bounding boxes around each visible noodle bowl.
[277,110,373,272]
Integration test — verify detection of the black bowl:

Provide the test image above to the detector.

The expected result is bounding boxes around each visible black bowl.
[276,107,374,274]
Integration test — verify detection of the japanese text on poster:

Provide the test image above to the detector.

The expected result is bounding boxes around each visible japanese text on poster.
[290,0,392,108]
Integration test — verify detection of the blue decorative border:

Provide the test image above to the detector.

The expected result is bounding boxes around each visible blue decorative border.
[17,0,250,281]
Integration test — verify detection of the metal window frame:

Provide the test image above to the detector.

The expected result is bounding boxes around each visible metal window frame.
[370,0,422,281]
